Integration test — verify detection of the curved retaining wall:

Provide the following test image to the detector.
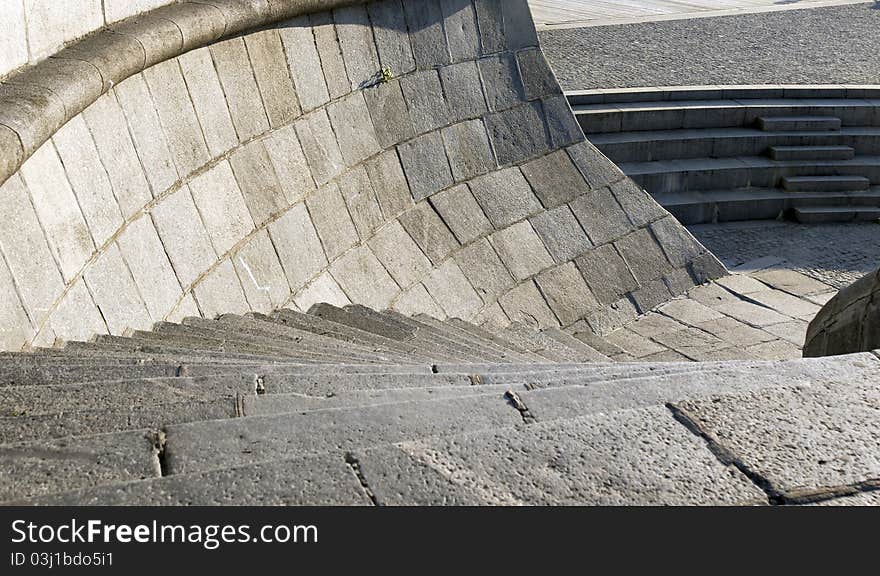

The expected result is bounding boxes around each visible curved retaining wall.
[0,0,724,350]
[804,268,880,357]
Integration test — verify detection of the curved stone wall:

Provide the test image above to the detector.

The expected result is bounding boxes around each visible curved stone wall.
[0,0,724,351]
[804,268,880,357]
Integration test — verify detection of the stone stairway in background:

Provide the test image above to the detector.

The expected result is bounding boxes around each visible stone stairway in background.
[571,87,880,224]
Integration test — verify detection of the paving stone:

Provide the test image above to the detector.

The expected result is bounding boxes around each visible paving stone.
[543,94,584,148]
[334,4,381,90]
[519,149,589,209]
[629,279,673,314]
[479,53,524,112]
[306,182,359,261]
[566,141,625,191]
[367,0,416,75]
[278,16,329,112]
[675,376,880,496]
[569,186,635,246]
[423,260,483,319]
[244,28,300,128]
[751,268,833,297]
[268,203,328,291]
[485,101,551,166]
[294,109,344,185]
[83,244,153,335]
[232,229,292,313]
[454,239,515,303]
[50,116,123,248]
[430,184,492,244]
[364,149,414,219]
[398,203,459,265]
[82,92,154,214]
[19,144,94,282]
[309,11,350,99]
[749,290,821,319]
[330,245,399,310]
[658,298,726,327]
[142,59,211,177]
[48,281,108,344]
[490,221,554,281]
[470,167,542,229]
[614,229,674,286]
[338,167,385,239]
[177,47,239,157]
[326,92,381,166]
[369,221,432,288]
[650,217,705,269]
[694,316,776,347]
[442,120,495,181]
[536,262,600,326]
[193,259,251,319]
[439,61,488,122]
[744,339,803,360]
[116,214,183,322]
[764,320,810,347]
[0,430,159,502]
[263,124,316,206]
[529,206,593,264]
[228,141,287,226]
[604,328,668,359]
[397,132,453,201]
[363,80,414,148]
[517,47,560,101]
[403,0,450,68]
[293,271,351,311]
[716,300,791,328]
[575,244,639,305]
[625,312,687,339]
[499,281,558,329]
[189,161,255,255]
[440,0,480,61]
[400,69,451,135]
[689,282,742,309]
[151,187,217,288]
[393,283,446,319]
[112,75,180,195]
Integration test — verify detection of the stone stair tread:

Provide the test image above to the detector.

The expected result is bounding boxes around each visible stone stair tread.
[539,327,611,362]
[413,314,534,362]
[794,205,880,223]
[374,310,506,363]
[447,318,546,361]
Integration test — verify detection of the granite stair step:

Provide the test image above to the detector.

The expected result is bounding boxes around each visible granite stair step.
[768,145,856,161]
[794,205,880,223]
[447,318,547,361]
[782,175,871,192]
[759,116,842,132]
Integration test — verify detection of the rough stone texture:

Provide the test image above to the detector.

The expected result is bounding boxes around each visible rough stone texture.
[397,132,453,201]
[151,187,218,288]
[244,28,301,128]
[368,221,432,288]
[177,47,239,157]
[326,92,381,166]
[439,61,488,122]
[469,168,542,229]
[228,142,287,225]
[569,187,634,246]
[233,230,292,312]
[364,150,414,219]
[330,245,399,310]
[536,263,600,326]
[430,184,492,245]
[83,245,153,335]
[363,80,413,148]
[400,69,450,135]
[307,183,359,261]
[263,124,316,205]
[576,244,639,306]
[454,239,515,304]
[490,221,554,281]
[520,149,589,209]
[399,202,460,265]
[530,206,593,264]
[269,203,327,291]
[188,161,256,255]
[441,120,495,182]
[193,260,251,319]
[423,260,483,319]
[278,17,329,112]
[499,281,558,329]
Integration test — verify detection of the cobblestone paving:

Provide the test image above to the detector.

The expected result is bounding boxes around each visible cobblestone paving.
[539,3,880,90]
[689,221,880,289]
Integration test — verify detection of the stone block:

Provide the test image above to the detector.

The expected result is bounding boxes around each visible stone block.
[393,283,446,319]
[210,36,271,141]
[268,203,328,291]
[609,178,667,228]
[614,229,674,285]
[473,0,505,54]
[51,116,124,247]
[330,245,399,310]
[48,280,108,343]
[243,28,301,128]
[310,11,350,99]
[570,187,634,245]
[53,30,142,92]
[566,141,626,191]
[0,124,24,185]
[193,259,251,319]
[113,74,180,195]
[536,263,600,326]
[479,53,525,112]
[529,206,593,264]
[397,131,453,201]
[363,79,414,147]
[151,187,218,288]
[188,161,255,255]
[439,61,488,122]
[306,182,359,261]
[0,83,64,157]
[629,279,673,314]
[423,260,483,319]
[232,229,292,312]
[83,244,152,335]
[575,244,639,305]
[228,141,287,225]
[294,271,351,311]
[501,0,539,50]
[650,216,705,269]
[142,59,211,177]
[403,0,450,68]
[453,239,515,303]
[111,13,183,70]
[489,221,553,280]
[8,57,102,122]
[498,280,558,329]
[441,119,495,181]
[177,47,240,156]
[429,184,492,244]
[543,94,584,148]
[151,2,225,50]
[367,0,416,75]
[469,167,542,229]
[334,5,381,90]
[400,69,450,134]
[278,16,329,112]
[326,92,380,166]
[19,143,94,282]
[485,101,551,166]
[364,149,413,219]
[368,221,432,288]
[517,47,560,101]
[715,300,792,328]
[399,202,459,264]
[338,167,384,239]
[0,242,35,350]
[116,214,183,321]
[440,0,480,62]
[294,109,344,185]
[520,149,589,209]
[262,124,316,205]
[0,1,27,74]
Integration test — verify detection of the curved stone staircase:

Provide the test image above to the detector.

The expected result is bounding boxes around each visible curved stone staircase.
[572,86,880,223]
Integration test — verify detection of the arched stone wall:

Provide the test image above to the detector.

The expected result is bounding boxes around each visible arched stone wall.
[0,0,725,350]
[805,268,880,357]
